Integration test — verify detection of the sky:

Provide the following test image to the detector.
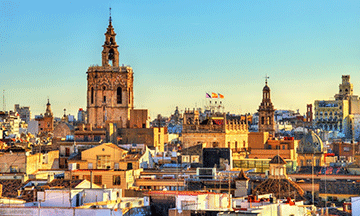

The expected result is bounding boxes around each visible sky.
[1,0,360,119]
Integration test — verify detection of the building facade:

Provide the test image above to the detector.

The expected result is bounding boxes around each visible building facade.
[314,75,360,139]
[181,110,248,150]
[35,100,54,134]
[14,104,31,123]
[87,16,134,128]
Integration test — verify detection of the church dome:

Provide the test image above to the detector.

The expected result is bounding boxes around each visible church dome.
[298,131,324,154]
[263,84,270,91]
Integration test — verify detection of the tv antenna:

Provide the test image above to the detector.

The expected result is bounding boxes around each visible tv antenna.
[2,90,5,111]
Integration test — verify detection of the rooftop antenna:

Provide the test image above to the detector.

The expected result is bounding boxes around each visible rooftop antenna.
[2,90,5,111]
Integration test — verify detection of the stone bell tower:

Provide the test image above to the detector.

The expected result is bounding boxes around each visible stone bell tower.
[86,9,134,128]
[258,76,275,136]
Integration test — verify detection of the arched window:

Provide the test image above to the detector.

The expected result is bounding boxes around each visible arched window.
[110,37,114,45]
[117,87,122,104]
[261,117,265,125]
[267,116,271,125]
[91,87,94,104]
[108,49,115,66]
[128,90,131,104]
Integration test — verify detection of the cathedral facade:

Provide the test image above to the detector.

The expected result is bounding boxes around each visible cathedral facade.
[86,16,134,128]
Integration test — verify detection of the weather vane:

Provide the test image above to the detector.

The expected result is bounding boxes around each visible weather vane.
[265,74,269,85]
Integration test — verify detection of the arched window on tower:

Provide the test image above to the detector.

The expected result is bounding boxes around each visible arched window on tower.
[110,37,114,45]
[117,87,122,104]
[128,90,131,104]
[108,49,115,66]
[267,116,271,125]
[261,117,265,125]
[91,87,94,104]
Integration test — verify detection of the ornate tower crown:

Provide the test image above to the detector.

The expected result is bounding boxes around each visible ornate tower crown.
[102,7,119,67]
[44,99,53,118]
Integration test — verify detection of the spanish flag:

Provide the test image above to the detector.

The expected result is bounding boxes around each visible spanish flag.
[218,93,224,99]
[212,92,218,98]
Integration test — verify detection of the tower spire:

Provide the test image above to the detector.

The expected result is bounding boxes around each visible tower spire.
[102,7,119,67]
[265,74,269,85]
[109,7,112,24]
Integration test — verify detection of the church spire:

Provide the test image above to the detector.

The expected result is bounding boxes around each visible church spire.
[109,7,112,25]
[102,7,119,67]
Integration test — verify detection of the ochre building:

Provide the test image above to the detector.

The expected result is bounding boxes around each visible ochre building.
[181,110,248,150]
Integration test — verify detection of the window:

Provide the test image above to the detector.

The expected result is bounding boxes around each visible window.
[72,175,79,180]
[94,175,102,185]
[113,175,121,185]
[129,90,131,104]
[108,49,114,65]
[91,87,94,104]
[103,96,106,103]
[261,117,264,124]
[88,162,93,169]
[117,87,122,104]
[65,148,70,157]
[191,155,200,163]
[127,163,133,170]
[182,155,190,163]
[235,141,238,150]
[96,155,111,169]
[42,155,48,164]
[10,166,18,173]
[114,163,119,169]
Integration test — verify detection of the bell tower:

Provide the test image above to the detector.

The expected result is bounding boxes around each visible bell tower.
[102,9,119,67]
[86,9,134,128]
[258,76,275,136]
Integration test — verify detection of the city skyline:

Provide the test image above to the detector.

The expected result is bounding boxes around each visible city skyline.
[1,1,360,119]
